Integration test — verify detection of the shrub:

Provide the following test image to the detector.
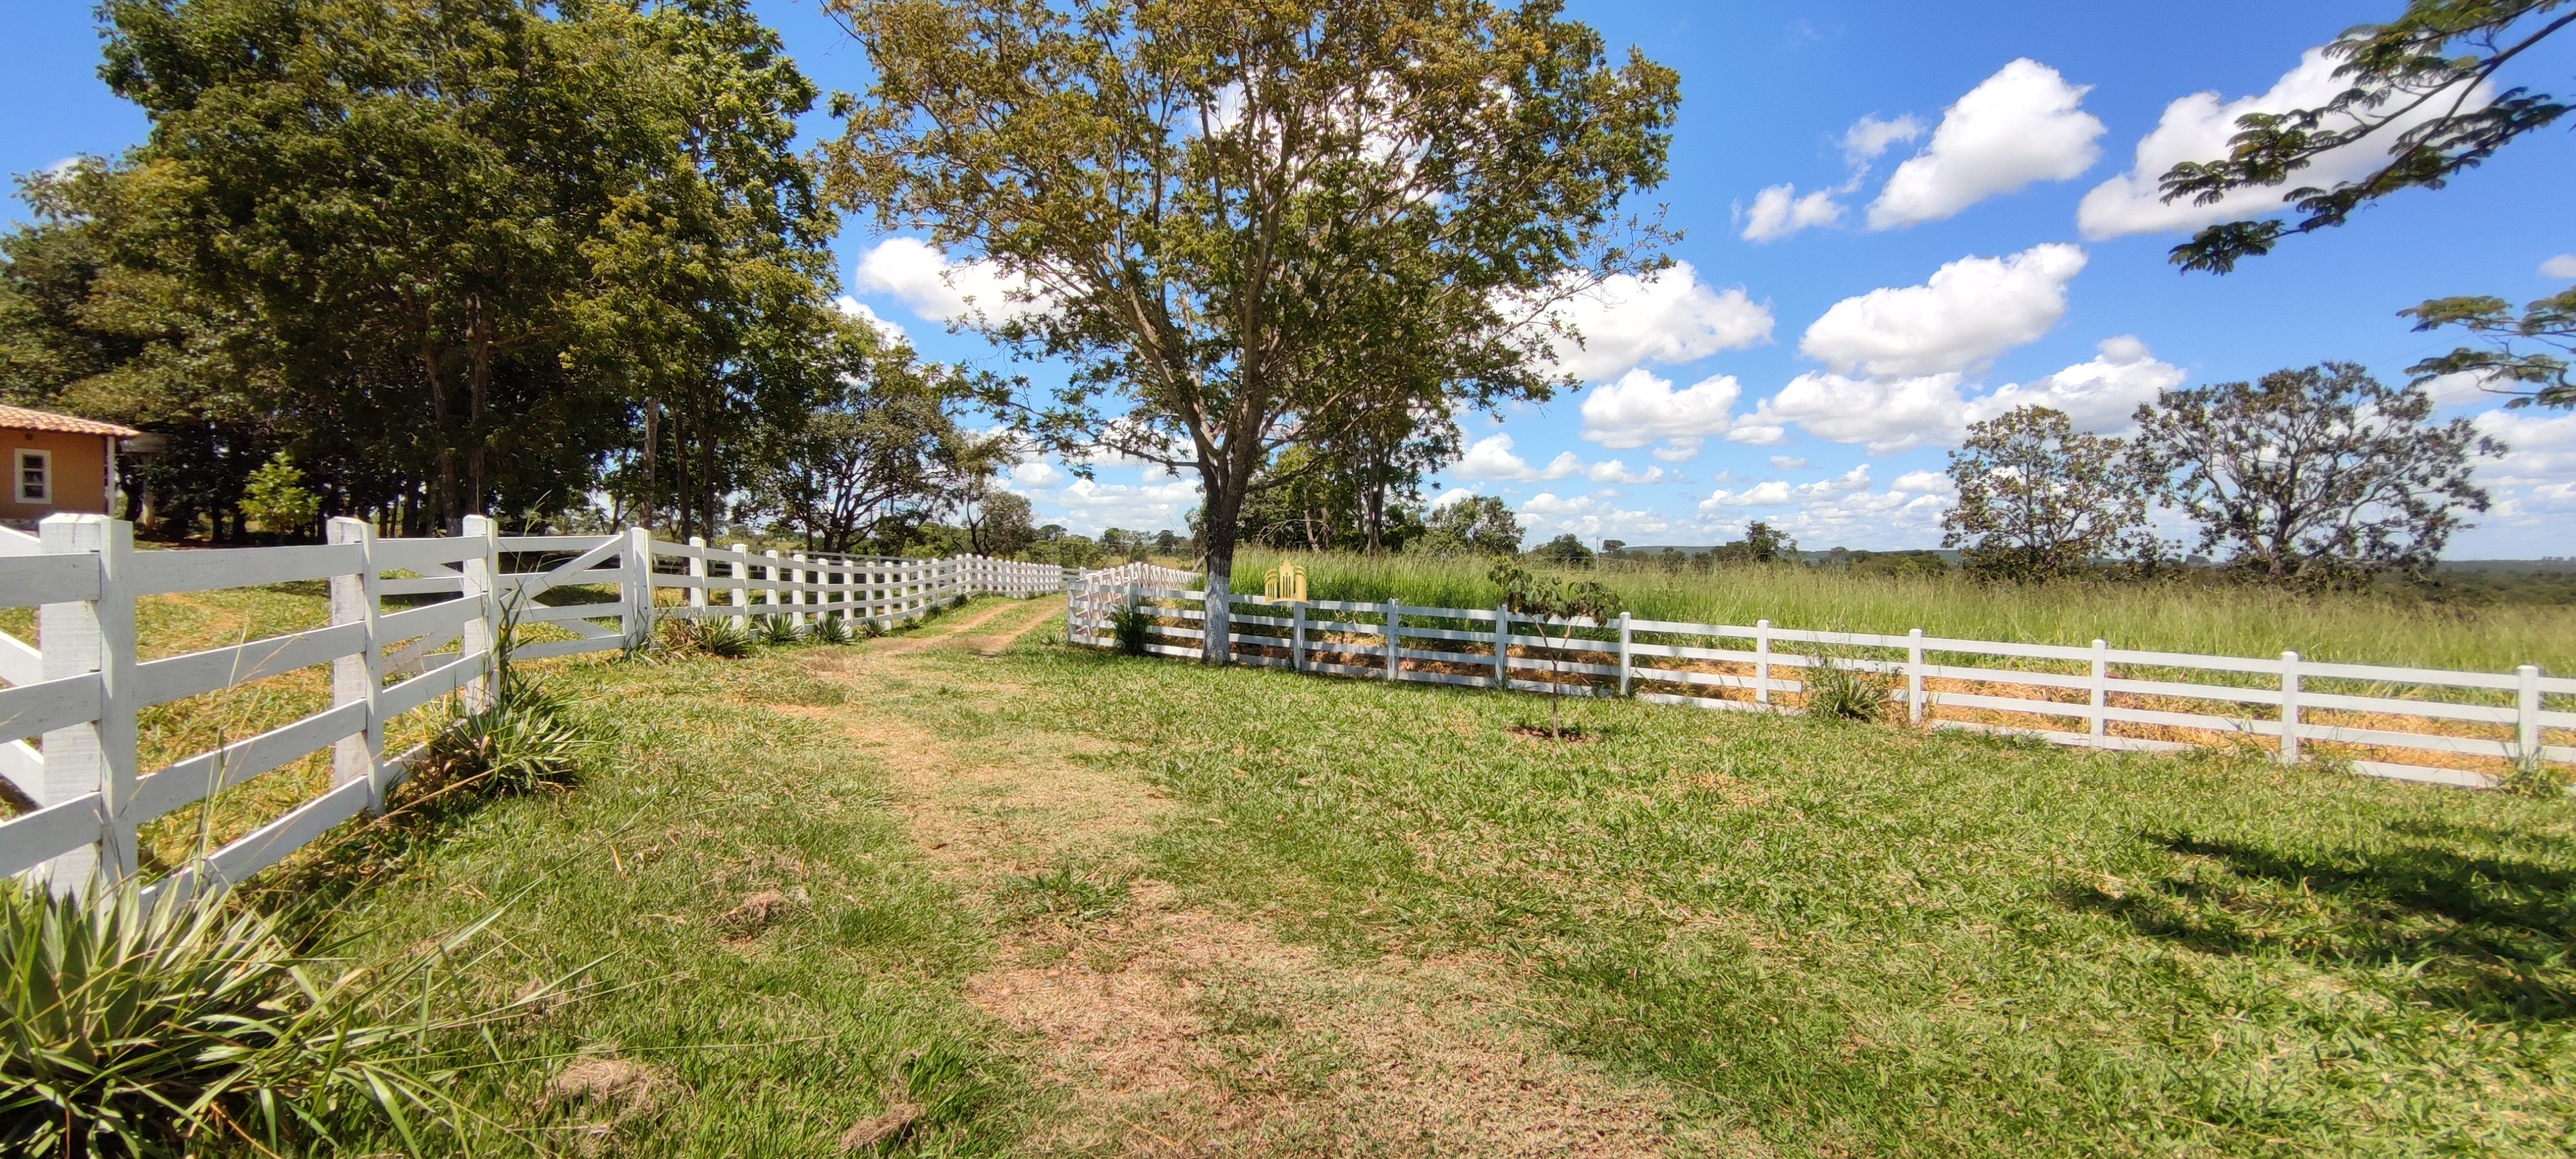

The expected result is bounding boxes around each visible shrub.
[412,676,600,796]
[1110,604,1152,656]
[2501,753,2570,798]
[659,617,757,659]
[756,615,804,646]
[861,617,889,640]
[0,879,468,1157]
[1802,658,1895,723]
[807,615,855,646]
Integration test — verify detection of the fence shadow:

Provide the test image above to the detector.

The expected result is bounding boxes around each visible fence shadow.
[2064,830,2576,1022]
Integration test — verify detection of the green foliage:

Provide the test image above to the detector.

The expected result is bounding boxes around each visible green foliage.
[757,615,806,646]
[659,617,759,659]
[0,879,503,1157]
[1943,406,2159,581]
[1110,603,1153,657]
[1412,495,1523,557]
[1799,657,1895,722]
[1708,519,1798,565]
[2158,1,2570,274]
[807,614,855,646]
[2131,363,2504,583]
[1528,533,1595,567]
[2403,288,2576,410]
[1490,558,1625,737]
[237,451,320,538]
[825,0,1682,608]
[415,675,601,797]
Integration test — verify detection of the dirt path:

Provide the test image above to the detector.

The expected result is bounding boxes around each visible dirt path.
[785,599,1704,1157]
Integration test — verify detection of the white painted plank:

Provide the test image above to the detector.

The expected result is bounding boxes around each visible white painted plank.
[0,554,101,608]
[126,544,363,595]
[134,623,368,707]
[0,792,105,878]
[129,701,368,822]
[0,674,101,747]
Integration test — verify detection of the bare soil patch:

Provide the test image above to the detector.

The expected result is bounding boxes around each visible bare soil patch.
[790,607,1694,1157]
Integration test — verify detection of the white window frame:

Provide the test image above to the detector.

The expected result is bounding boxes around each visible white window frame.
[15,448,51,505]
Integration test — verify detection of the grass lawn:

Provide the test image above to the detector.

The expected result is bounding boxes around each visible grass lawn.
[284,601,2573,1156]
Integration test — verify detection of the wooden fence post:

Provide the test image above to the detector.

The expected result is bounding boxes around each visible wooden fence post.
[327,517,385,813]
[2089,639,2109,739]
[2518,664,2542,766]
[729,543,749,629]
[2279,651,2302,766]
[762,549,783,622]
[1617,612,1634,697]
[1292,602,1307,673]
[1494,604,1510,688]
[1755,619,1772,707]
[37,514,136,894]
[1066,578,1081,644]
[790,552,809,628]
[1907,628,1925,724]
[1385,599,1401,680]
[459,514,498,711]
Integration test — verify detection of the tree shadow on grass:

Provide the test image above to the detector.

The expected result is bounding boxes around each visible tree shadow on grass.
[2065,830,2576,1021]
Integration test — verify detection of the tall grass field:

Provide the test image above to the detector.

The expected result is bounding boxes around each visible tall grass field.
[1229,549,2576,674]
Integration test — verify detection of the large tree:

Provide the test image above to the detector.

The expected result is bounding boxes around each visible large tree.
[824,0,1679,659]
[2130,363,2502,583]
[1941,406,2159,581]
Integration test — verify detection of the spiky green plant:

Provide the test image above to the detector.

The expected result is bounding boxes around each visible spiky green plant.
[659,617,758,659]
[0,877,542,1157]
[757,615,805,646]
[1110,604,1152,656]
[1801,657,1895,723]
[807,615,855,646]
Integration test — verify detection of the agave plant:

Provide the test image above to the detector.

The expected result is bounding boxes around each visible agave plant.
[1801,655,1895,723]
[807,615,855,646]
[1109,603,1152,656]
[756,615,804,646]
[0,878,533,1157]
[659,617,758,659]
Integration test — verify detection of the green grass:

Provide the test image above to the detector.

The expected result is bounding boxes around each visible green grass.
[298,635,1024,1155]
[983,635,2576,1157]
[21,577,2576,1154]
[1231,548,2576,672]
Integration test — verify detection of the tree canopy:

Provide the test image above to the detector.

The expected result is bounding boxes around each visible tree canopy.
[2159,0,2572,274]
[1941,407,2158,581]
[824,0,1680,658]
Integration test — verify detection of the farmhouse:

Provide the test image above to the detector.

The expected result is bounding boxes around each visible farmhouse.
[0,404,139,526]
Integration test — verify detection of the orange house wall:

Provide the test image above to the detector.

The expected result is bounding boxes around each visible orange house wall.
[0,428,113,521]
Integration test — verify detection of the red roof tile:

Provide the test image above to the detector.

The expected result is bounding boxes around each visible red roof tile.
[0,404,142,438]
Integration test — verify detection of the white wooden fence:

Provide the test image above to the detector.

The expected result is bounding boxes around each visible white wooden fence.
[1067,579,2574,792]
[0,515,1073,899]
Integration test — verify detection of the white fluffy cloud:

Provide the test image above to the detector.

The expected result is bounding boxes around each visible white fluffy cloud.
[1579,367,1746,454]
[1799,244,2087,376]
[2078,49,2492,239]
[1768,455,1809,471]
[1843,113,1926,167]
[1738,373,1969,453]
[1892,470,1954,495]
[853,237,1045,324]
[1453,433,1669,484]
[1699,464,1873,510]
[1019,474,1201,534]
[1540,263,1773,381]
[1868,59,2105,229]
[1516,492,1678,542]
[1962,336,2185,431]
[1740,183,1844,242]
[2543,254,2576,279]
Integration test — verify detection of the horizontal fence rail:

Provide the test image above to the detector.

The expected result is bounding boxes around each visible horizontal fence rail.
[0,516,1076,900]
[1066,578,2572,793]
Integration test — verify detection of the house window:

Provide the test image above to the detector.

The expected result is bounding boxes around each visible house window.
[15,449,50,504]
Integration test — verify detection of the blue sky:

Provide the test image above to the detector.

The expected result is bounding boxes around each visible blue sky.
[9,1,2573,555]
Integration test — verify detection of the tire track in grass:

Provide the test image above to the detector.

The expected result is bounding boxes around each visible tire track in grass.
[786,607,1703,1157]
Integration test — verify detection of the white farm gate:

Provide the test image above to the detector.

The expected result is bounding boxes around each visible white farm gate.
[0,514,1072,900]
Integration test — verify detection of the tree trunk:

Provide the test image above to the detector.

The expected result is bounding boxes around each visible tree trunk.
[1198,474,1245,665]
[423,342,459,534]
